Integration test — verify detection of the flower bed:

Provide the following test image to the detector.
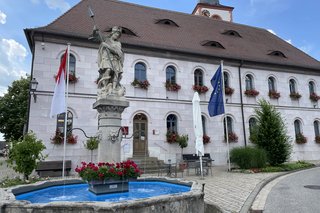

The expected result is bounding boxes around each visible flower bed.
[192,85,208,94]
[75,160,142,181]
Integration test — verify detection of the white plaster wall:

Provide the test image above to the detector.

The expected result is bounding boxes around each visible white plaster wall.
[29,41,320,170]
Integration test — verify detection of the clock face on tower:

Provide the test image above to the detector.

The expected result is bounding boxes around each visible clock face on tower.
[201,9,210,17]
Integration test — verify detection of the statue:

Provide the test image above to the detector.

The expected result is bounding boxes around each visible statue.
[92,26,125,97]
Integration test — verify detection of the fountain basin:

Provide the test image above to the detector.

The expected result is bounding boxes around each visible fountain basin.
[0,178,204,213]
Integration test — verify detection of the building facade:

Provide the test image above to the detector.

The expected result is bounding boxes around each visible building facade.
[25,0,320,171]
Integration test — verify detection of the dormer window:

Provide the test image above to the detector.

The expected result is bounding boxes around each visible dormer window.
[268,51,286,58]
[222,30,241,37]
[155,19,179,27]
[104,27,137,36]
[201,40,225,49]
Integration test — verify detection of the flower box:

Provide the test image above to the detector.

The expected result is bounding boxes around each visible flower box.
[165,81,181,92]
[131,79,150,90]
[225,87,234,96]
[203,135,211,144]
[290,92,301,100]
[224,132,238,142]
[315,136,320,144]
[309,93,320,102]
[54,74,78,84]
[244,89,259,97]
[166,131,179,143]
[296,133,307,144]
[192,85,208,94]
[51,130,78,144]
[268,90,280,99]
[88,179,129,195]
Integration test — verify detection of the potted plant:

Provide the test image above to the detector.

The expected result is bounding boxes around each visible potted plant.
[268,90,280,99]
[192,85,209,94]
[166,131,179,143]
[165,81,181,92]
[290,92,302,100]
[244,89,259,97]
[225,132,238,142]
[51,130,78,145]
[310,93,320,102]
[131,79,150,90]
[203,135,211,144]
[296,133,307,144]
[84,137,100,162]
[176,134,188,171]
[75,160,142,194]
[225,87,234,96]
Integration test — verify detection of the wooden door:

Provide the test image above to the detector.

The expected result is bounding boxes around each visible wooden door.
[133,114,148,156]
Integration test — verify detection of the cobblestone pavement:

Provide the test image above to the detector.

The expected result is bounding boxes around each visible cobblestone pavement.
[182,166,282,213]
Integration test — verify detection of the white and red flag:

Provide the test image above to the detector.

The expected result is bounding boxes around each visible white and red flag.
[50,48,68,118]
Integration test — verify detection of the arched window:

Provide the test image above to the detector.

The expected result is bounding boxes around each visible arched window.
[245,74,254,90]
[56,110,73,135]
[309,81,315,94]
[289,79,297,94]
[194,69,203,86]
[223,116,233,136]
[294,120,302,136]
[314,121,320,137]
[201,115,206,135]
[134,62,146,81]
[166,66,176,84]
[167,114,177,133]
[249,117,257,135]
[224,72,229,88]
[61,53,76,76]
[268,77,276,92]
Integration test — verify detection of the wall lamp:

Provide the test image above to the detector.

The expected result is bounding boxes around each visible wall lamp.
[30,78,38,103]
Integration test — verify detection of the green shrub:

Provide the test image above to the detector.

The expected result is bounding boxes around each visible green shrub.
[230,146,267,169]
[261,161,314,172]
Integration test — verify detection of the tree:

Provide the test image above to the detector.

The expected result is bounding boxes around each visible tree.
[7,132,46,180]
[0,77,30,140]
[250,99,292,166]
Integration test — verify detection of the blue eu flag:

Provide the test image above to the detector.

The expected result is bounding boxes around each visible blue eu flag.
[208,65,225,117]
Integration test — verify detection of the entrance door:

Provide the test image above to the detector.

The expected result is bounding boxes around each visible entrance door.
[133,114,148,156]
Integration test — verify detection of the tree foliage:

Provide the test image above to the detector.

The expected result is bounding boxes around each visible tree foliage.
[0,77,30,140]
[250,99,292,166]
[7,132,46,180]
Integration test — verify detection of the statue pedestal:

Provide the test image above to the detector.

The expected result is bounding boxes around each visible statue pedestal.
[93,95,129,162]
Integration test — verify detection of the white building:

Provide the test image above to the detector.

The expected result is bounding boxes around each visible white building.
[25,0,320,170]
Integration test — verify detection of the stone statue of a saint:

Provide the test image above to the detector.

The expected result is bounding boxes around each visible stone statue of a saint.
[93,26,125,97]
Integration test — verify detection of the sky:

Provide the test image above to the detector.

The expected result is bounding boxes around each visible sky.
[0,0,320,140]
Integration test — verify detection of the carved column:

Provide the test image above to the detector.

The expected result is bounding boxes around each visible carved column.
[93,96,129,162]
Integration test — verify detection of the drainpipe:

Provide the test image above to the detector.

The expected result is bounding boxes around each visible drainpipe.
[238,60,247,146]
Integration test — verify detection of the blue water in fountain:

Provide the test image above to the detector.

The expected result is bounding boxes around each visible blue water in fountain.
[15,181,190,203]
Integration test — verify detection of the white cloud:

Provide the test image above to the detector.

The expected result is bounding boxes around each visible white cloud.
[45,0,71,12]
[0,10,7,24]
[299,44,312,54]
[0,39,28,96]
[285,39,292,44]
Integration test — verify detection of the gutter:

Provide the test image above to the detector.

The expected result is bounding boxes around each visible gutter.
[238,60,247,146]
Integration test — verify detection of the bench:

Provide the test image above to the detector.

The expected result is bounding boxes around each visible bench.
[182,153,214,176]
[35,160,72,177]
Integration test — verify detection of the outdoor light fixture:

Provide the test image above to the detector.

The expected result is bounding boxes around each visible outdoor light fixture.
[30,78,38,103]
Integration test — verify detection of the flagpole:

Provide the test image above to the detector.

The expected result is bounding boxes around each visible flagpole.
[62,43,70,179]
[220,60,231,171]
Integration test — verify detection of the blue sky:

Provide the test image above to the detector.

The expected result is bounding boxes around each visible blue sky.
[0,0,319,139]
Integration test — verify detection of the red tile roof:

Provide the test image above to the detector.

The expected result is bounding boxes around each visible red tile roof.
[25,0,320,70]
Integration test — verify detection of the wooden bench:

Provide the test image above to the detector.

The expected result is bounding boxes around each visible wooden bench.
[35,160,72,177]
[182,153,214,176]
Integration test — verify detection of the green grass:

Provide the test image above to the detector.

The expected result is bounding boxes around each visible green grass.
[261,161,315,173]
